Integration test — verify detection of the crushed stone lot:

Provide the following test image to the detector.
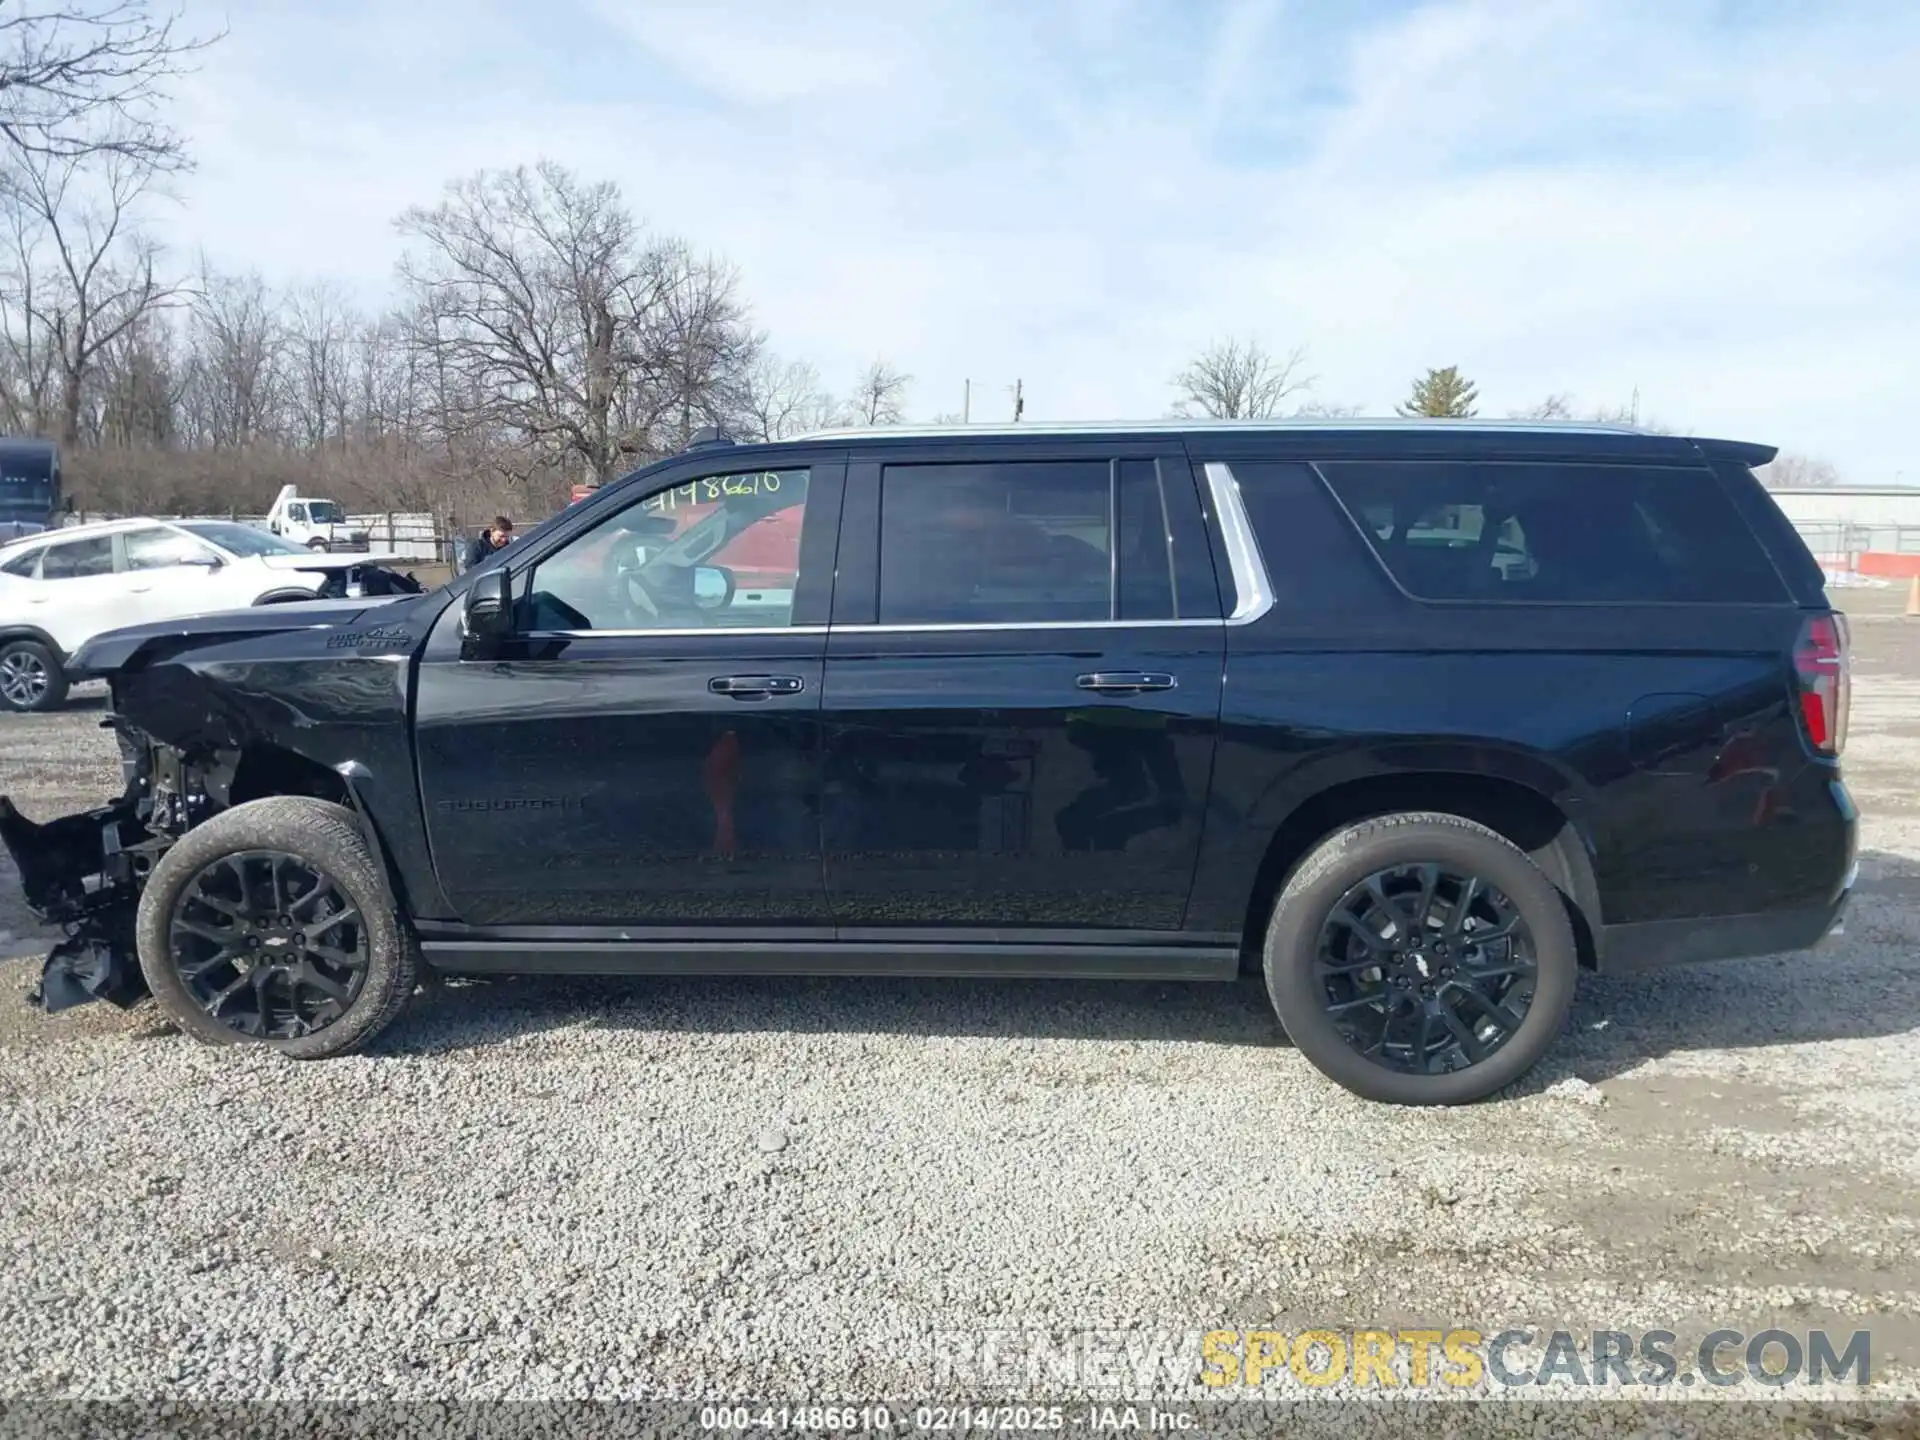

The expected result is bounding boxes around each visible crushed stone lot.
[2,593,1918,1432]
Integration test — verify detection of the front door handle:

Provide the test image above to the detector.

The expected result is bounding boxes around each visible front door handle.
[709,674,805,699]
[1076,671,1176,694]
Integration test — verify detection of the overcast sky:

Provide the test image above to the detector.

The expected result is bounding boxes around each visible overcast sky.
[166,0,1918,480]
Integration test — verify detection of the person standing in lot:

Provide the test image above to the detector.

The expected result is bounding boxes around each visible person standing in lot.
[466,515,513,570]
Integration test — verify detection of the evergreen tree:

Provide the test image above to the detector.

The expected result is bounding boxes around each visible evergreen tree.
[1397,366,1480,418]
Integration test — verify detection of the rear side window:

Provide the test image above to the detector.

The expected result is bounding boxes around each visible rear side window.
[38,535,115,580]
[0,547,40,578]
[1316,461,1789,604]
[877,459,1214,625]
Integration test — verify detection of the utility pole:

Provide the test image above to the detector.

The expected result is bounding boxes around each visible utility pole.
[963,379,971,424]
[1010,378,1024,422]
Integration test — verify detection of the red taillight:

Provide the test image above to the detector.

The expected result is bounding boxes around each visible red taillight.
[1793,613,1850,757]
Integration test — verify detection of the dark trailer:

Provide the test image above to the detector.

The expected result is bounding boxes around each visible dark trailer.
[0,438,61,541]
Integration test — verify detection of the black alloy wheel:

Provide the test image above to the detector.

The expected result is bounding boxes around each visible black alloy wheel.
[1316,863,1537,1074]
[1262,812,1578,1105]
[169,850,370,1040]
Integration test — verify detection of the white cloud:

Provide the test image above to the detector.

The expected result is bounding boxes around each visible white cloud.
[158,0,1920,477]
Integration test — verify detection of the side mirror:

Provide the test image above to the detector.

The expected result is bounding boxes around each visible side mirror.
[182,554,223,570]
[692,564,735,610]
[464,567,512,640]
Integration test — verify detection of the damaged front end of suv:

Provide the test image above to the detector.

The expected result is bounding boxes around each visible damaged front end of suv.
[0,729,218,1011]
[0,596,425,1020]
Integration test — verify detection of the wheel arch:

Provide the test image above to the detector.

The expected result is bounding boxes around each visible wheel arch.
[222,745,409,917]
[1239,769,1602,973]
[0,624,67,661]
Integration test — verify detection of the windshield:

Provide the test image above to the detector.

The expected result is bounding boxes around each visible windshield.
[306,500,344,523]
[177,521,306,557]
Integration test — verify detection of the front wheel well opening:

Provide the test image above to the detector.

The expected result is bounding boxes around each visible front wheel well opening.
[227,745,351,809]
[1240,773,1601,974]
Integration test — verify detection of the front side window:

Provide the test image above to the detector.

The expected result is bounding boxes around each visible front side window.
[124,526,220,571]
[38,535,114,580]
[525,468,811,632]
[877,459,1202,625]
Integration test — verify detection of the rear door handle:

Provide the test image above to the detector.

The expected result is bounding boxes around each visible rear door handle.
[709,674,805,699]
[1076,671,1176,694]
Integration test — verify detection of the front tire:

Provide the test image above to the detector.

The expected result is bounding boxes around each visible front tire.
[1262,812,1578,1105]
[0,637,68,712]
[135,797,417,1058]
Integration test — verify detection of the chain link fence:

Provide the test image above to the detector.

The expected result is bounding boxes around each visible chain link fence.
[1792,520,1920,573]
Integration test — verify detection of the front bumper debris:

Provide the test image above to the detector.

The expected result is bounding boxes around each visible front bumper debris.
[0,794,150,1013]
[36,927,144,1012]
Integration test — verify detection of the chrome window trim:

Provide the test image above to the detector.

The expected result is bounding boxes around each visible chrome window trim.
[1202,461,1275,625]
[829,618,1223,634]
[525,625,827,640]
[521,620,1222,639]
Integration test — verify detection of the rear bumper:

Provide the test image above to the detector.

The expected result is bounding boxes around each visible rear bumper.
[1597,858,1857,974]
[1596,773,1858,975]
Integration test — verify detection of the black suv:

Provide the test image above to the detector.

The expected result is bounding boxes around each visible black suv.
[0,421,1858,1104]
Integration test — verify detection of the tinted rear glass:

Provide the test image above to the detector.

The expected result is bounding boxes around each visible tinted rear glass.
[875,458,1208,625]
[1316,461,1789,604]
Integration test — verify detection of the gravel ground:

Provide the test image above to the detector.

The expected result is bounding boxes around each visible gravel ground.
[2,591,1918,1433]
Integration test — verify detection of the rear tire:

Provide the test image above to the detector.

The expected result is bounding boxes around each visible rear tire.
[0,637,68,712]
[135,797,417,1058]
[1262,812,1578,1105]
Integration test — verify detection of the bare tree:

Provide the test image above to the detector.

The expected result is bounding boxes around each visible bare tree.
[396,161,759,488]
[633,242,759,453]
[177,262,281,448]
[285,279,357,450]
[0,143,175,447]
[736,352,833,442]
[88,301,176,443]
[0,184,58,431]
[1511,393,1575,420]
[1170,337,1314,419]
[0,2,221,168]
[1759,452,1842,489]
[845,359,910,426]
[1510,393,1674,434]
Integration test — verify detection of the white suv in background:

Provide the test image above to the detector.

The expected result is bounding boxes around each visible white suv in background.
[0,517,416,712]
